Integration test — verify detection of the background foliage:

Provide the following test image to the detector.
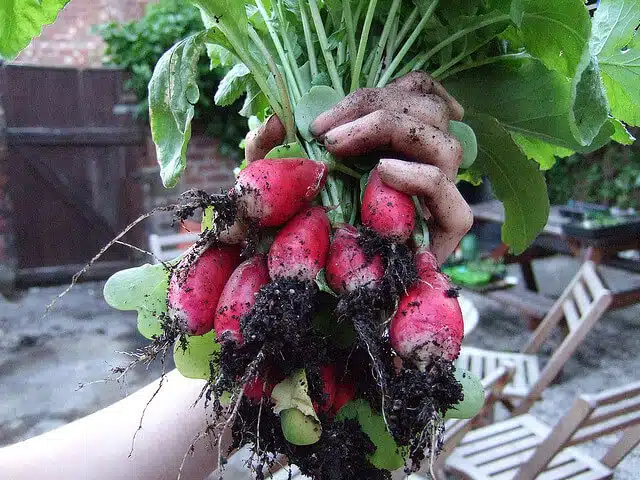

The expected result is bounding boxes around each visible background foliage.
[547,134,640,209]
[96,0,248,160]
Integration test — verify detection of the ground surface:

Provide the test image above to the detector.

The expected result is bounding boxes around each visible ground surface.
[0,256,638,478]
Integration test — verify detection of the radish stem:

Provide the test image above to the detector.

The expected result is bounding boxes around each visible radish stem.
[342,0,358,80]
[437,52,528,80]
[365,0,401,87]
[391,6,418,54]
[255,0,301,101]
[308,0,345,96]
[298,0,318,77]
[350,0,378,92]
[248,27,297,143]
[413,14,511,72]
[376,0,440,87]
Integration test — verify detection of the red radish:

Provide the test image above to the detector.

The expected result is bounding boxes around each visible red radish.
[214,255,270,344]
[268,206,331,281]
[244,375,274,404]
[313,365,337,413]
[326,225,384,294]
[235,158,328,227]
[414,248,451,290]
[389,250,464,364]
[218,218,248,244]
[168,245,241,335]
[332,382,356,414]
[361,167,415,243]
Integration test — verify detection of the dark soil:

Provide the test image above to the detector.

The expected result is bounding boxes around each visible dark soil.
[231,401,391,480]
[387,361,463,471]
[213,228,462,478]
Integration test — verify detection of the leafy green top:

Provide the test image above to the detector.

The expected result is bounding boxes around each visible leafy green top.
[7,0,640,251]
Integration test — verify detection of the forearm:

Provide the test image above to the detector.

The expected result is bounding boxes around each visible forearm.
[0,369,228,480]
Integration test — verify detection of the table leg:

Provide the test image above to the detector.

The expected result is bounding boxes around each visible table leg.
[520,261,539,292]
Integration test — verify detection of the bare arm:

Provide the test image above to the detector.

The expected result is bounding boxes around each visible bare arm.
[0,369,228,480]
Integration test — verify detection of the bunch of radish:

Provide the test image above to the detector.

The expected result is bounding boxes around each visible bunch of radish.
[147,150,473,475]
[98,0,502,476]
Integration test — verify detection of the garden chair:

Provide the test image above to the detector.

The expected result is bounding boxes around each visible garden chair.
[445,381,640,480]
[456,261,613,416]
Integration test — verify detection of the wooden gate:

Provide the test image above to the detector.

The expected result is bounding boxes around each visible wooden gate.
[1,65,145,285]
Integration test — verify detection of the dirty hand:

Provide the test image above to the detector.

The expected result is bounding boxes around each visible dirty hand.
[244,71,473,265]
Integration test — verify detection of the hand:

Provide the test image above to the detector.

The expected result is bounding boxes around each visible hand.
[244,71,473,265]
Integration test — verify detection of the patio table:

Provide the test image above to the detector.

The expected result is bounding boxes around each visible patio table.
[471,200,640,310]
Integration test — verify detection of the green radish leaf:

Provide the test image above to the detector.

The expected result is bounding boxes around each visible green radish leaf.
[449,121,478,169]
[149,32,205,188]
[173,331,219,380]
[444,56,614,152]
[271,369,320,421]
[570,54,610,146]
[265,142,309,159]
[336,399,405,470]
[191,0,248,48]
[315,269,338,297]
[610,119,636,145]
[202,25,236,68]
[466,114,550,254]
[248,115,263,131]
[280,408,322,446]
[0,0,70,60]
[360,169,373,204]
[202,206,215,231]
[510,132,574,170]
[295,86,344,141]
[214,63,251,106]
[511,0,590,79]
[311,72,332,87]
[239,78,270,119]
[445,368,484,419]
[103,263,170,340]
[591,0,640,126]
[457,170,483,186]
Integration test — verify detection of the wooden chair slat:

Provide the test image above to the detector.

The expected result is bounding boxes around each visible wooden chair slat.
[457,426,536,457]
[584,381,640,407]
[569,412,640,445]
[572,281,592,315]
[459,417,527,445]
[583,396,640,428]
[581,263,607,299]
[477,447,536,476]
[600,424,640,469]
[470,352,485,379]
[537,457,592,480]
[472,435,541,465]
[561,298,580,332]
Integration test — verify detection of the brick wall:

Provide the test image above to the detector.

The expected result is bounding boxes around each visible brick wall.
[14,0,151,67]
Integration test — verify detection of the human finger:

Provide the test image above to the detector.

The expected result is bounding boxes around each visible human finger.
[388,71,464,121]
[244,115,286,163]
[377,159,473,264]
[322,110,462,180]
[310,87,451,135]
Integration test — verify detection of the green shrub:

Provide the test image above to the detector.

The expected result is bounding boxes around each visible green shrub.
[96,0,247,160]
[546,139,640,209]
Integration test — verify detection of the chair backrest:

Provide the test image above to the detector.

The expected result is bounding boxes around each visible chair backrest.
[516,381,640,480]
[148,232,199,263]
[428,364,516,479]
[519,261,612,406]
